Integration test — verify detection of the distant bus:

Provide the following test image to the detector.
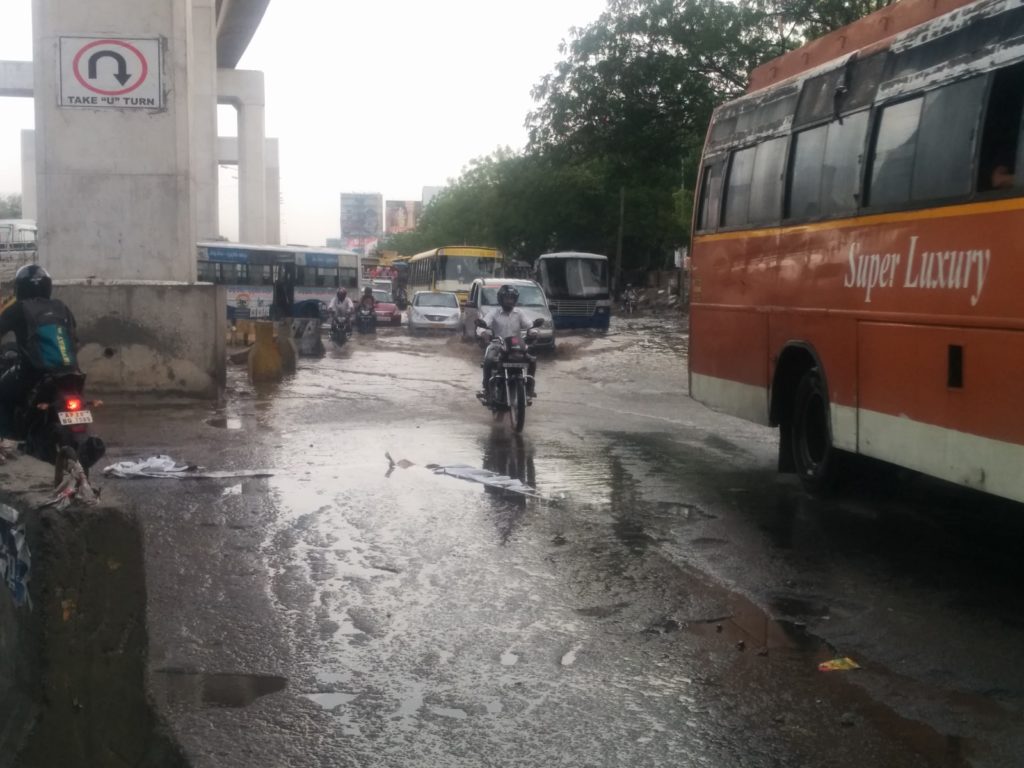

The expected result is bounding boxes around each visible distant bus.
[197,242,360,319]
[407,246,501,304]
[689,0,1024,502]
[0,219,37,290]
[534,252,611,330]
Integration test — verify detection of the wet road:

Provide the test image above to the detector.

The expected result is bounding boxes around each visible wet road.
[99,316,1024,767]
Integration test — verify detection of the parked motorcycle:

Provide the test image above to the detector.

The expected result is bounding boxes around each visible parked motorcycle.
[0,343,105,478]
[329,313,352,347]
[474,318,543,433]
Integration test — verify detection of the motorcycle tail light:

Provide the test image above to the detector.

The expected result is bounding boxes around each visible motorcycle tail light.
[65,397,83,412]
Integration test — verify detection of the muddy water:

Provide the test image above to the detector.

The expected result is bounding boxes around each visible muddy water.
[98,315,1024,767]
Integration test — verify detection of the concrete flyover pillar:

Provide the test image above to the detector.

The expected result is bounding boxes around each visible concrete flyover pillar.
[192,0,220,242]
[32,0,196,282]
[217,68,266,244]
[20,131,36,221]
[265,138,280,244]
[215,135,281,245]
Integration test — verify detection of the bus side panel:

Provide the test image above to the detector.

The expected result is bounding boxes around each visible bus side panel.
[767,311,860,452]
[858,322,1024,502]
[690,306,770,425]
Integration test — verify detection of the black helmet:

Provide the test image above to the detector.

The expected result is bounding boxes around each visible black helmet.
[497,284,519,307]
[15,264,52,300]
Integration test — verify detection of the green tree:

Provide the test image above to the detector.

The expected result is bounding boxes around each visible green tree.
[0,194,22,219]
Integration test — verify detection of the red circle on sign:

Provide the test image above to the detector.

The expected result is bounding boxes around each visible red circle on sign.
[72,39,149,96]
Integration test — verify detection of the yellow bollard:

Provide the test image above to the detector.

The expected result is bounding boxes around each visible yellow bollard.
[248,321,283,382]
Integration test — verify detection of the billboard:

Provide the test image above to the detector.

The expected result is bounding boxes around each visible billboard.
[385,200,422,234]
[340,193,383,238]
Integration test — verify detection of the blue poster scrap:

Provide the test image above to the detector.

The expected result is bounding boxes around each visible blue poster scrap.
[0,504,31,609]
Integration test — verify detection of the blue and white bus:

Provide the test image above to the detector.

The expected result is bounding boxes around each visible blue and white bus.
[197,242,360,319]
[534,252,611,330]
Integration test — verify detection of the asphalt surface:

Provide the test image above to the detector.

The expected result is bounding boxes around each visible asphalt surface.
[95,315,1024,767]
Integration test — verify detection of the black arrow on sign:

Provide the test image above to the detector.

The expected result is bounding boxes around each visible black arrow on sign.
[87,50,131,86]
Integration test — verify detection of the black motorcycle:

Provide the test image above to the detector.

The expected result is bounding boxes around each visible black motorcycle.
[0,344,105,477]
[474,318,543,433]
[355,305,377,334]
[329,313,352,347]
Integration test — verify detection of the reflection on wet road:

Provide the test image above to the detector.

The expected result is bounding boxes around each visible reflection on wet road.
[101,316,1024,767]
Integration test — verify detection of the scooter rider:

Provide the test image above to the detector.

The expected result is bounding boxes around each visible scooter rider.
[0,265,78,443]
[478,284,538,402]
[328,287,353,319]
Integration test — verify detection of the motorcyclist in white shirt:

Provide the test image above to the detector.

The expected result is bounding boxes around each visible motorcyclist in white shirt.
[328,288,354,319]
[478,285,538,402]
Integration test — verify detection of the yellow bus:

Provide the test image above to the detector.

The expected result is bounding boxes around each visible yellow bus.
[407,246,502,304]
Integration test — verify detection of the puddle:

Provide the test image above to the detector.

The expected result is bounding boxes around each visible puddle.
[155,670,287,708]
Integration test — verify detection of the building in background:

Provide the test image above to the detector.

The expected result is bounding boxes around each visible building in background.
[340,192,382,255]
[385,200,422,234]
[421,186,444,207]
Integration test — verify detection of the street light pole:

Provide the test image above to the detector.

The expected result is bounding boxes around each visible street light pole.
[614,185,625,295]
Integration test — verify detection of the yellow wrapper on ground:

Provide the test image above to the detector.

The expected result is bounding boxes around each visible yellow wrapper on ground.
[818,657,860,672]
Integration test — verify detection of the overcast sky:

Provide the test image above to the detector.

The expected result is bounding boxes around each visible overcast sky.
[0,0,608,246]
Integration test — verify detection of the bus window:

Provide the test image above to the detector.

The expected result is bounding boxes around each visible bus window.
[723,146,757,227]
[197,261,217,282]
[821,112,868,216]
[867,97,923,208]
[979,64,1024,192]
[911,76,985,201]
[789,110,869,220]
[697,160,725,232]
[748,137,788,224]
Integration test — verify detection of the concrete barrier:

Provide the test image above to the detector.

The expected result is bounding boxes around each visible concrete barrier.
[0,458,186,767]
[54,281,226,398]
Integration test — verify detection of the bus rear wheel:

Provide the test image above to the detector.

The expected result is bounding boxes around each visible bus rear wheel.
[791,367,840,494]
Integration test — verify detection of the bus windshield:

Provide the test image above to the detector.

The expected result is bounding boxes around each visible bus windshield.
[440,255,498,283]
[538,257,609,298]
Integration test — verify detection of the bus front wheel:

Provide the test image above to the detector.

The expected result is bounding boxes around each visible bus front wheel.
[791,367,840,494]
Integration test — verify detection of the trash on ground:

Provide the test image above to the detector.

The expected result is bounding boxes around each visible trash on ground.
[427,463,539,498]
[385,454,541,498]
[40,450,99,510]
[0,438,18,465]
[818,657,860,672]
[0,503,32,608]
[222,483,243,496]
[103,455,274,480]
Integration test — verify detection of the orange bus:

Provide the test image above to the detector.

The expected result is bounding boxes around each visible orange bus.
[689,0,1024,502]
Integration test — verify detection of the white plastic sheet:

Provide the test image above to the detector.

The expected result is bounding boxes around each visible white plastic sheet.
[103,455,273,480]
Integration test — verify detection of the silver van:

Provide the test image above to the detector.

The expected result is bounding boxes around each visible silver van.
[460,278,555,349]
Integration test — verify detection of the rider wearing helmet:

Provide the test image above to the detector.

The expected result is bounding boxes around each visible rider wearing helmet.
[0,265,79,441]
[328,286,353,318]
[478,284,538,402]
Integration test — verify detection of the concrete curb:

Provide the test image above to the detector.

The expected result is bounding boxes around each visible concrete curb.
[0,458,187,767]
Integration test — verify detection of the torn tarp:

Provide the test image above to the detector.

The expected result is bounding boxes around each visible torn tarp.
[426,464,539,498]
[103,455,274,480]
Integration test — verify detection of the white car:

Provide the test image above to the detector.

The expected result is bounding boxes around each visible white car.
[408,291,461,333]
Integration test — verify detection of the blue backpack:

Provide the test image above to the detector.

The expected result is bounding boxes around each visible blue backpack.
[20,298,77,373]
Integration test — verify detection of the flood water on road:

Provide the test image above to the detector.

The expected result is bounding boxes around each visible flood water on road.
[98,314,1024,767]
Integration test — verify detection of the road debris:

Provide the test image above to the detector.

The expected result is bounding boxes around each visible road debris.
[40,450,99,510]
[103,455,274,480]
[818,657,861,672]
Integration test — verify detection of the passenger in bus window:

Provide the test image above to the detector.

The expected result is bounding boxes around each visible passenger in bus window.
[990,150,1016,189]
